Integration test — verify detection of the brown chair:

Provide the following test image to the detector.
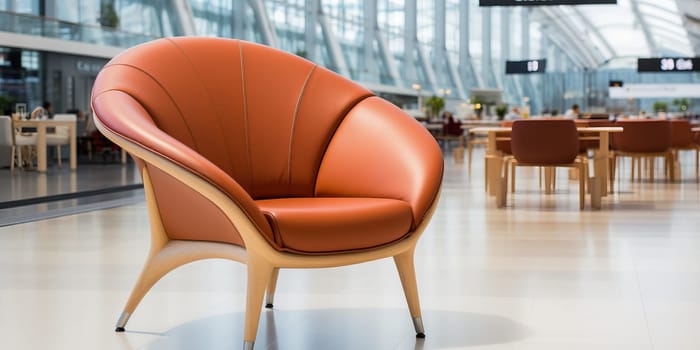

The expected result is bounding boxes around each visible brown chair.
[91,37,443,350]
[669,119,699,181]
[612,119,673,182]
[507,119,586,209]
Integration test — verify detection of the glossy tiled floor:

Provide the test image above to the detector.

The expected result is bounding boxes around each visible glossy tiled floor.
[1,147,700,350]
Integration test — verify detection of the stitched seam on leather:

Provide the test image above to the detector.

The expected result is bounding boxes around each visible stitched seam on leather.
[167,38,238,179]
[92,90,279,249]
[101,63,199,153]
[287,65,317,194]
[312,93,374,196]
[240,43,255,195]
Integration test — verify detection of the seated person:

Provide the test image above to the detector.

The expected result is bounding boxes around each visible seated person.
[505,107,521,120]
[442,111,463,136]
[30,101,53,120]
[564,104,580,119]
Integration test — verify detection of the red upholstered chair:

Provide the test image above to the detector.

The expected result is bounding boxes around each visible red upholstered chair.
[669,119,699,181]
[91,37,443,349]
[611,119,672,182]
[508,119,586,209]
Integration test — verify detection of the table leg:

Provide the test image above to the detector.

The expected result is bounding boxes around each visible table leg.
[597,132,610,196]
[37,125,47,172]
[69,124,77,170]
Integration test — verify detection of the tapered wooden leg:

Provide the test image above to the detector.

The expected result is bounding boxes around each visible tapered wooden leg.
[578,164,585,210]
[649,157,655,182]
[56,145,62,167]
[510,161,516,193]
[394,248,425,338]
[695,148,700,181]
[10,145,15,172]
[265,268,280,308]
[243,256,274,347]
[116,245,178,331]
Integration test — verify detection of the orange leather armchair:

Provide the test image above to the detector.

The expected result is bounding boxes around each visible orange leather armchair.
[91,37,443,349]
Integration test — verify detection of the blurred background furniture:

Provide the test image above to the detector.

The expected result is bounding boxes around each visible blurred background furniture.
[508,119,586,209]
[669,119,699,181]
[612,119,672,182]
[0,115,37,171]
[46,113,77,167]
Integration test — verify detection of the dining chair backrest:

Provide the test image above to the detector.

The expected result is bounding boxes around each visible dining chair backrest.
[52,114,77,137]
[511,119,579,165]
[612,119,671,153]
[670,119,693,148]
[0,116,13,147]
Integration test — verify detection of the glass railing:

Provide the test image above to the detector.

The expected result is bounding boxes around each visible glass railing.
[0,11,159,49]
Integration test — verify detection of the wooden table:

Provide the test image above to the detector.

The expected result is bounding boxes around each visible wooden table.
[471,126,623,208]
[13,119,77,172]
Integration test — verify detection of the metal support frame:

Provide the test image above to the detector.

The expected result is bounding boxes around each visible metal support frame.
[232,0,246,39]
[459,0,481,90]
[362,0,380,81]
[417,44,439,92]
[305,0,319,62]
[404,0,418,85]
[248,0,279,48]
[376,33,401,85]
[173,0,196,36]
[630,0,658,56]
[571,7,617,59]
[318,10,350,77]
[481,6,497,88]
[537,7,601,68]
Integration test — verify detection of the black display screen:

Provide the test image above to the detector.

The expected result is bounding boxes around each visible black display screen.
[637,57,699,73]
[480,0,616,5]
[505,59,547,74]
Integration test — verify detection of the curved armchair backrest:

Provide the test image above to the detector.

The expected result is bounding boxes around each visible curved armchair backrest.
[92,37,443,249]
[670,119,693,148]
[612,119,671,153]
[511,119,579,164]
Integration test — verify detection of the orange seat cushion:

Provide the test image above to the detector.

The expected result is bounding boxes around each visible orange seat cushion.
[256,197,413,254]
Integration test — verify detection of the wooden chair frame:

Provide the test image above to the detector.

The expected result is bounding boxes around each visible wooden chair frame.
[96,117,439,350]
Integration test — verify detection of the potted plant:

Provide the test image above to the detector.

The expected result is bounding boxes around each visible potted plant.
[0,95,15,115]
[652,101,668,114]
[424,95,445,119]
[673,98,690,113]
[495,104,508,120]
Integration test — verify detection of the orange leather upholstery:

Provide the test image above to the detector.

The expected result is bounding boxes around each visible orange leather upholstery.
[511,119,579,165]
[257,198,413,254]
[612,119,671,152]
[91,36,443,253]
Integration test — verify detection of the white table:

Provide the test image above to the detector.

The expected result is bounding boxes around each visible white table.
[14,119,77,172]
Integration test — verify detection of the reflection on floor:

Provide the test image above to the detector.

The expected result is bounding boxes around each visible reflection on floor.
[0,163,143,226]
[1,147,700,349]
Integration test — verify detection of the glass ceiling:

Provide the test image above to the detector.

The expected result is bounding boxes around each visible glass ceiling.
[553,0,694,68]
